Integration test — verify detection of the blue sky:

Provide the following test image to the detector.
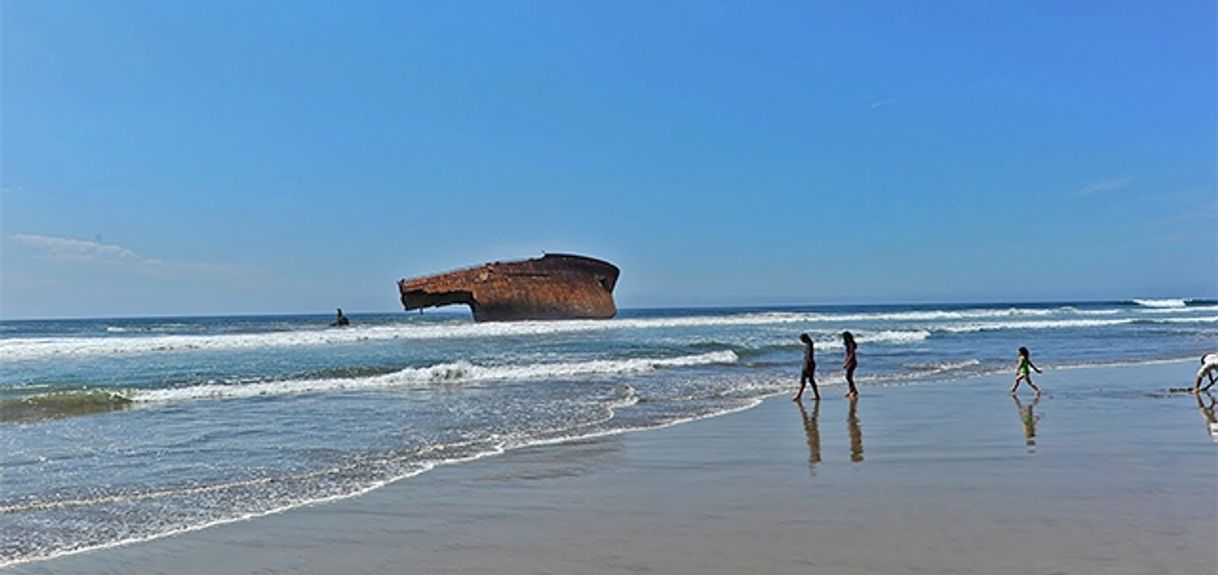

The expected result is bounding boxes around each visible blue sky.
[2,1,1215,319]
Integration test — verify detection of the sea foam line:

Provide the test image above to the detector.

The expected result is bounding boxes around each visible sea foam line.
[1131,298,1188,308]
[939,316,1218,333]
[0,306,1126,360]
[128,351,739,402]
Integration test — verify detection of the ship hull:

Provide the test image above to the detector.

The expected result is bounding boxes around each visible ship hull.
[399,254,619,322]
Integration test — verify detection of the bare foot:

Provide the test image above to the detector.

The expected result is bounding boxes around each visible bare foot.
[792,395,802,402]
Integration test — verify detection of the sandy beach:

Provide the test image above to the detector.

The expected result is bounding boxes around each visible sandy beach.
[6,360,1216,575]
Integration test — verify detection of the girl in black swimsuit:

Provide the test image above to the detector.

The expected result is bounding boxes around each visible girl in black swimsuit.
[794,333,819,402]
[842,331,859,398]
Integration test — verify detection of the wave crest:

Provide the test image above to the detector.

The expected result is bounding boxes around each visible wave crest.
[1131,298,1187,308]
[129,351,740,402]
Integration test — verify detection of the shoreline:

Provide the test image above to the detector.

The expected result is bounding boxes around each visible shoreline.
[6,359,1216,574]
[0,378,772,569]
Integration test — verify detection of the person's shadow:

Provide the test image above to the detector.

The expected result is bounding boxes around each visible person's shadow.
[796,401,822,476]
[1195,391,1218,441]
[1012,394,1042,452]
[848,397,864,463]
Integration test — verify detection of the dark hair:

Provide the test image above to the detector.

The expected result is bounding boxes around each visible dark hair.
[842,331,855,348]
[1018,346,1029,358]
[800,333,812,344]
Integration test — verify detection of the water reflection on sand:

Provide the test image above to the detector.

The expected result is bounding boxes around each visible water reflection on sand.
[795,398,863,469]
[1195,391,1218,442]
[796,401,821,475]
[847,397,863,462]
[1013,395,1042,452]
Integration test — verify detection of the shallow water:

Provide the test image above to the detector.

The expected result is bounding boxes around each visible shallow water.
[1,299,1215,566]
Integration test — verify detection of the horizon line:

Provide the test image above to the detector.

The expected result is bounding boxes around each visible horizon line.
[2,296,1214,322]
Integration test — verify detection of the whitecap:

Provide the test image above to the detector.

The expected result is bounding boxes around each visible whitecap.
[1131,298,1187,308]
[128,351,740,402]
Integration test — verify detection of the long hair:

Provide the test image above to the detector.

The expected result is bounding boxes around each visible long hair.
[842,331,856,350]
[1019,346,1029,358]
[800,333,812,345]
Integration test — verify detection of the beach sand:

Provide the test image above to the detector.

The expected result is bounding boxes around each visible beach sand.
[7,361,1216,574]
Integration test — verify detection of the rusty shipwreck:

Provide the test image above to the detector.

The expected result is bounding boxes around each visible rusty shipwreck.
[398,254,620,322]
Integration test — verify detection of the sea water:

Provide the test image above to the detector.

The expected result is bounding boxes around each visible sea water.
[1,299,1215,565]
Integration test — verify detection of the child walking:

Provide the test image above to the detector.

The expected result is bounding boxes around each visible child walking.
[842,331,859,398]
[1010,346,1042,395]
[793,333,820,402]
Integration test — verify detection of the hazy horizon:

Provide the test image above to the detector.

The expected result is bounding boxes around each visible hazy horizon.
[3,295,1214,322]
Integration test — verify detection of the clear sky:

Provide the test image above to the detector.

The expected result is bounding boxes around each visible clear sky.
[2,1,1215,319]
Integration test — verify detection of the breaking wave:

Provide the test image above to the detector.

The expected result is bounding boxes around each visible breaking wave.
[0,306,1131,361]
[1131,298,1187,308]
[939,316,1218,334]
[128,351,740,402]
[905,359,983,374]
[0,390,133,423]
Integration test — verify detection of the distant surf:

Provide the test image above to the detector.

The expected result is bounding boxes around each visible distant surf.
[1131,298,1189,308]
[8,305,1213,361]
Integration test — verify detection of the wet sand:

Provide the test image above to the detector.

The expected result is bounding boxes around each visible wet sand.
[7,361,1216,574]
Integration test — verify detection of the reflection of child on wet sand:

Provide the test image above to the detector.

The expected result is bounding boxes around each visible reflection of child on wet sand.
[1195,391,1218,441]
[793,333,819,402]
[796,401,822,470]
[847,397,863,462]
[1013,394,1041,447]
[1192,353,1218,393]
[1010,346,1042,395]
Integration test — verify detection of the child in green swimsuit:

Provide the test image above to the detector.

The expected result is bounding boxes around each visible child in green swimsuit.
[1010,346,1042,395]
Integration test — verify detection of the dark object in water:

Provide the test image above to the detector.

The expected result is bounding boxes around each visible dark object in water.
[332,308,350,327]
[399,254,619,322]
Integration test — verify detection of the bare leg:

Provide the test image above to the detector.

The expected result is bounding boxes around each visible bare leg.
[845,364,858,398]
[1027,375,1041,395]
[811,376,821,401]
[1011,374,1023,394]
[794,373,808,401]
[1203,371,1218,392]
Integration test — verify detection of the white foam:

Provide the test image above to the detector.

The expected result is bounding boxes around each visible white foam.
[128,351,740,402]
[1132,298,1187,308]
[858,329,932,345]
[1154,316,1218,324]
[908,359,983,373]
[940,318,1134,333]
[1136,305,1218,314]
[932,316,1215,333]
[1060,306,1122,316]
[0,307,1111,361]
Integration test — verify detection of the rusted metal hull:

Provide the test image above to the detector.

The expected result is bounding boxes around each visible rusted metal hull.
[399,254,619,322]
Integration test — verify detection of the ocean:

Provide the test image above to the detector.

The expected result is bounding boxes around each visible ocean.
[1,298,1215,566]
